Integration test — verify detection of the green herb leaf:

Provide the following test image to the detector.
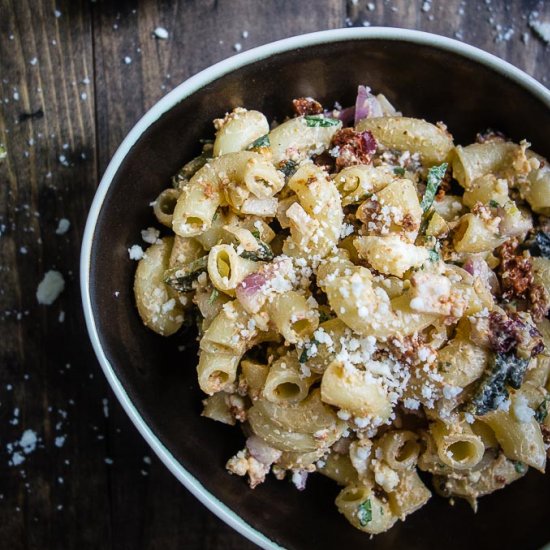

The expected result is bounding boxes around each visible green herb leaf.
[164,256,208,293]
[489,199,500,208]
[299,338,319,363]
[318,310,331,323]
[247,133,270,149]
[527,231,550,259]
[428,249,440,262]
[304,115,340,127]
[208,288,219,305]
[535,395,550,423]
[513,461,528,474]
[279,159,298,178]
[251,230,261,239]
[469,352,530,415]
[393,166,405,176]
[420,163,448,212]
[357,499,372,527]
[0,144,6,160]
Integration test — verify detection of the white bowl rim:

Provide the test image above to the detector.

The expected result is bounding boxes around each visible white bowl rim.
[80,26,550,550]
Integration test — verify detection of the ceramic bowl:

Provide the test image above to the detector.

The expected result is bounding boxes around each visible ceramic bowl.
[81,27,550,550]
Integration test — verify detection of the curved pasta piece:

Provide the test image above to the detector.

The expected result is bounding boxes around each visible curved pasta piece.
[333,164,395,206]
[207,244,260,296]
[354,235,429,277]
[268,116,341,165]
[133,237,184,336]
[213,109,270,156]
[321,361,392,421]
[431,420,485,471]
[172,151,282,237]
[335,483,397,535]
[356,116,454,165]
[262,355,317,404]
[283,164,343,259]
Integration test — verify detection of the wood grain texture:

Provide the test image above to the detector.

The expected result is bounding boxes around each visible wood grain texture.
[0,0,548,549]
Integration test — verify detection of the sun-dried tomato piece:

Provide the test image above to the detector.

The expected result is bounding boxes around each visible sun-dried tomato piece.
[497,239,533,301]
[331,128,377,170]
[292,97,323,116]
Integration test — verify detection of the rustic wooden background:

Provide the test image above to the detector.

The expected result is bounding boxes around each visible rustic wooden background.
[0,0,548,548]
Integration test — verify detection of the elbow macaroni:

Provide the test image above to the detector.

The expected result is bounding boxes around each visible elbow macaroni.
[132,87,550,536]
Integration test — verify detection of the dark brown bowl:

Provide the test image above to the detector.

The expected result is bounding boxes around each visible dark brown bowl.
[81,28,550,550]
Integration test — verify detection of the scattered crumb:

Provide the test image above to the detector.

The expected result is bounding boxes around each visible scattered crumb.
[55,218,70,235]
[54,9,61,17]
[58,311,65,323]
[128,244,144,261]
[36,270,65,305]
[233,42,242,52]
[153,27,169,39]
[29,57,38,66]
[124,56,132,64]
[530,19,550,44]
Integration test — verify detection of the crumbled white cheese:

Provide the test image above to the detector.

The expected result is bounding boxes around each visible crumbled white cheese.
[128,245,144,260]
[36,270,65,305]
[153,27,169,39]
[513,394,535,423]
[141,226,160,244]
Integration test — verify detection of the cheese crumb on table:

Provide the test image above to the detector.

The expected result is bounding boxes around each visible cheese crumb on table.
[153,26,169,39]
[36,270,65,305]
[55,218,70,235]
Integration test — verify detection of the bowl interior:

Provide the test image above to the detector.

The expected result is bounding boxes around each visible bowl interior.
[87,35,550,550]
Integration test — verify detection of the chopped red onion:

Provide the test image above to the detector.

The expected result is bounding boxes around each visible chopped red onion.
[462,257,500,294]
[246,435,282,465]
[354,85,383,125]
[360,130,377,155]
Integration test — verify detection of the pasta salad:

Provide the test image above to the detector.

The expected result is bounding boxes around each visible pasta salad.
[132,86,550,535]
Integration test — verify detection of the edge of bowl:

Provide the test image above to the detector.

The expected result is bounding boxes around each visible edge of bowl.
[80,27,550,550]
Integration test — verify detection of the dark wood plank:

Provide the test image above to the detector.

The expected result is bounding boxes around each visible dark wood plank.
[0,1,113,549]
[0,0,548,549]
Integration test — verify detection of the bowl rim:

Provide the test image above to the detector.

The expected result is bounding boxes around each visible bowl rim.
[80,26,550,550]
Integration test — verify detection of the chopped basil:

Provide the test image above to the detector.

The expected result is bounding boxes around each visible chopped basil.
[318,310,332,323]
[0,144,6,160]
[420,163,448,212]
[247,133,270,149]
[240,233,274,262]
[534,395,550,423]
[393,166,405,176]
[489,199,500,208]
[164,256,208,293]
[279,159,298,178]
[208,288,219,305]
[357,499,372,527]
[428,249,440,262]
[299,338,319,363]
[513,461,528,474]
[528,231,550,259]
[468,352,530,415]
[304,115,340,127]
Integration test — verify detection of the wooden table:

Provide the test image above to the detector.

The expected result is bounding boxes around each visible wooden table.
[0,1,548,548]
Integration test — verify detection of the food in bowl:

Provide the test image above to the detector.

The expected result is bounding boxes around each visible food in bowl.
[131,85,550,535]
